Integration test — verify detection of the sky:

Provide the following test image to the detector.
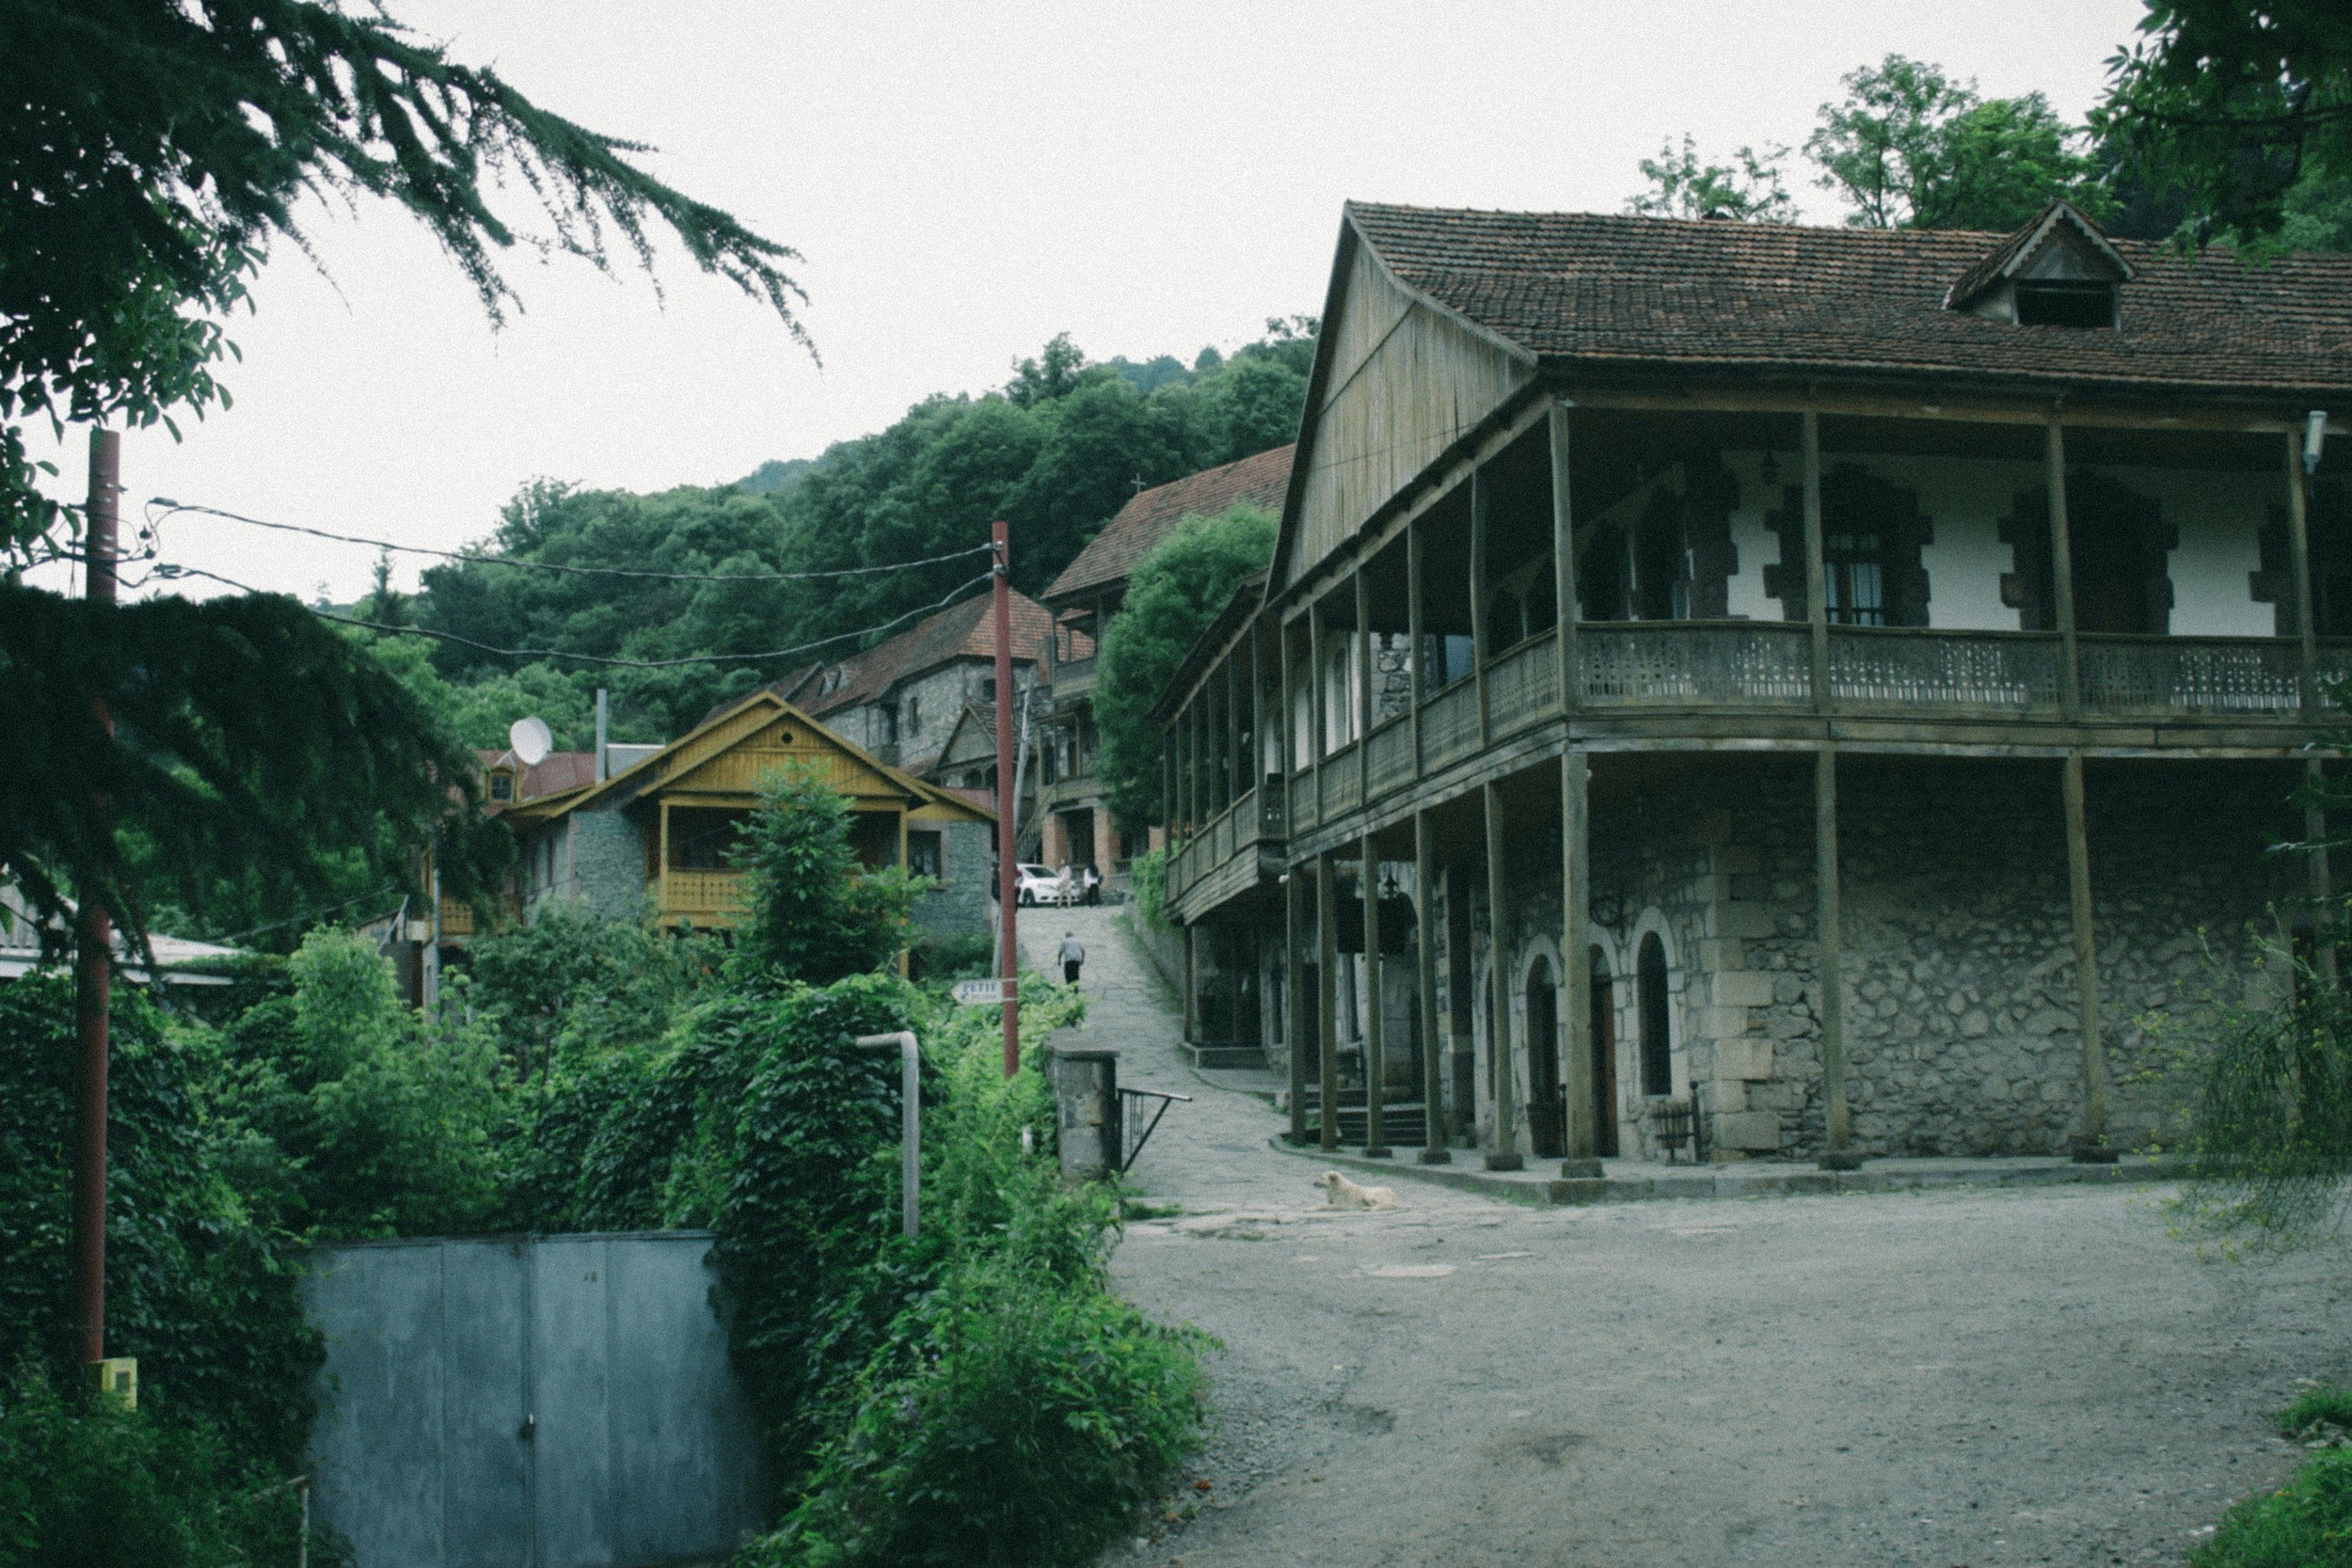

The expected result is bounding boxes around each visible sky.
[27,0,2151,605]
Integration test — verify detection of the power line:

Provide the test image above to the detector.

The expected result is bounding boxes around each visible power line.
[145,499,993,584]
[149,562,998,670]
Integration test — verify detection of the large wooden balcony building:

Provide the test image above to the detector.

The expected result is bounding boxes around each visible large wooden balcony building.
[1158,198,2352,1171]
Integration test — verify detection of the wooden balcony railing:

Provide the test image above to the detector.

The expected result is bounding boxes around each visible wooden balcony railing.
[1322,741,1361,816]
[1488,633,1560,736]
[1366,714,1414,797]
[1420,678,1479,771]
[1831,626,2060,712]
[1581,622,1812,706]
[2078,634,2304,716]
[663,868,749,921]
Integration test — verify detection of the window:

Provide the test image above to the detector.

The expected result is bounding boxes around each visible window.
[488,768,515,802]
[877,705,898,744]
[980,675,996,702]
[2015,280,2115,328]
[1637,933,1673,1097]
[902,694,920,736]
[1824,529,1887,626]
[907,830,943,879]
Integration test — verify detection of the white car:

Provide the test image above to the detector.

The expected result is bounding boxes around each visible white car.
[1014,863,1072,906]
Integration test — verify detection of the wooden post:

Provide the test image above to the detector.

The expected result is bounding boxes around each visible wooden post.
[1816,746,1853,1164]
[1286,864,1308,1143]
[1470,467,1493,746]
[1360,831,1390,1155]
[73,426,119,1369]
[658,799,672,924]
[1561,749,1598,1173]
[1550,401,1580,716]
[1183,922,1198,1045]
[1356,568,1373,803]
[1279,616,1296,828]
[2048,422,2083,721]
[1248,620,1265,801]
[1802,411,1831,712]
[1226,649,1241,812]
[1444,861,1474,1144]
[1414,810,1449,1164]
[1309,600,1327,819]
[2288,430,2335,974]
[2062,752,2110,1153]
[1316,850,1342,1151]
[1407,518,1426,780]
[1483,780,1522,1170]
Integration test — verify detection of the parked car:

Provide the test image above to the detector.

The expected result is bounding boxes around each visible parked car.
[1014,863,1070,906]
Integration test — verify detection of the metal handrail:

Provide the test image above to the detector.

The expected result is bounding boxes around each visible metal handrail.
[1118,1086,1191,1173]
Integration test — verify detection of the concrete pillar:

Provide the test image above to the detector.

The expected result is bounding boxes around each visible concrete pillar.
[1817,746,1855,1167]
[1051,1041,1121,1180]
[2062,751,2111,1157]
[1561,750,1599,1175]
[1361,832,1390,1157]
[1317,851,1342,1152]
[1483,780,1521,1171]
[1414,810,1448,1164]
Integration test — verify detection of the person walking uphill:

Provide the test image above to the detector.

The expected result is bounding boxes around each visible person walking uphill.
[1058,930,1086,989]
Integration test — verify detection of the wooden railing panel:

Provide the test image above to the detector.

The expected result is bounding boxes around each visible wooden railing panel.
[1579,623,1813,706]
[1831,627,2061,713]
[1419,680,1480,771]
[664,869,748,919]
[1322,742,1361,816]
[1366,716,1413,799]
[2079,635,2303,716]
[1487,633,1560,736]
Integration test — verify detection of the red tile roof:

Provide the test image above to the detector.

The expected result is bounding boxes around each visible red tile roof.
[1344,201,2352,398]
[476,749,598,805]
[1044,444,1295,605]
[795,589,1049,719]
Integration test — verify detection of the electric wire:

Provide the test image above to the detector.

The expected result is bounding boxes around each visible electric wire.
[145,499,993,583]
[148,562,999,670]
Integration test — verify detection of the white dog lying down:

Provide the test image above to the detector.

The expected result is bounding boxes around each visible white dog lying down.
[1316,1170,1398,1211]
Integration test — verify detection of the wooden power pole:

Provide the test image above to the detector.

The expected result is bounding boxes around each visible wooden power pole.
[993,520,1019,1078]
[74,427,119,1368]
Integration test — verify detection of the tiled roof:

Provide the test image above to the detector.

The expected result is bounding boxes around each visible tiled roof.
[476,748,598,804]
[1345,201,2352,397]
[1044,443,1295,604]
[796,590,1048,719]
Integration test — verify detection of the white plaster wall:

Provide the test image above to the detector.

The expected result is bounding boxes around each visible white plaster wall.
[1851,453,2039,631]
[2115,466,2271,636]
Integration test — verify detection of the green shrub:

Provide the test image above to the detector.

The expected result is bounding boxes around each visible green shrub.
[909,931,994,985]
[731,766,929,984]
[466,903,718,1078]
[1128,845,1170,933]
[2280,1385,2352,1438]
[2194,1446,2352,1567]
[0,1365,318,1568]
[0,975,316,1470]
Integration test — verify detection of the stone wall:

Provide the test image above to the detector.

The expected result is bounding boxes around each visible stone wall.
[564,806,647,922]
[912,818,995,940]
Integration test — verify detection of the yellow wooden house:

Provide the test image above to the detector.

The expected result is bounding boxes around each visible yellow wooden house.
[496,689,995,934]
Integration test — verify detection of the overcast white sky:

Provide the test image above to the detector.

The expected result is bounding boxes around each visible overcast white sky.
[28,0,2150,604]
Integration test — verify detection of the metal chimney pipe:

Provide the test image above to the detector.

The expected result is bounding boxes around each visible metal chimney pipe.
[595,688,610,782]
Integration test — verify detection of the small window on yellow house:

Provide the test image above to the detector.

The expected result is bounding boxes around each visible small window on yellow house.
[488,768,516,802]
[908,831,943,879]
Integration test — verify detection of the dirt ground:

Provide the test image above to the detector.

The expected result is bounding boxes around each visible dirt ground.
[1033,907,2352,1568]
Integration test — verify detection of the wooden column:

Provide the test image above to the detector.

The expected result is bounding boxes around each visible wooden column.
[1279,615,1297,831]
[1561,749,1597,1172]
[1316,850,1342,1152]
[1248,621,1266,799]
[1550,401,1580,716]
[1309,601,1327,817]
[1361,831,1390,1156]
[1414,810,1448,1163]
[658,798,672,924]
[1444,861,1474,1143]
[2062,752,2109,1151]
[1470,466,1493,746]
[1816,747,1852,1162]
[1801,410,1831,712]
[1356,568,1373,802]
[1184,921,1199,1044]
[1483,780,1522,1170]
[2048,422,2083,721]
[1226,651,1242,811]
[2288,430,2334,972]
[1407,519,1426,780]
[1286,863,1308,1143]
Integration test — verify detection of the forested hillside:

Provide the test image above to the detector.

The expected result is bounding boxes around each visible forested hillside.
[397,324,1314,744]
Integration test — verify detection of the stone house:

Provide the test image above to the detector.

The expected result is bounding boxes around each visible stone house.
[1158,198,2349,1169]
[1039,444,1293,879]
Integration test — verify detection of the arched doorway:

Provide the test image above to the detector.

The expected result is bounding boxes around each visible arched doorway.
[1590,947,1620,1158]
[1525,957,1564,1158]
[1637,932,1673,1097]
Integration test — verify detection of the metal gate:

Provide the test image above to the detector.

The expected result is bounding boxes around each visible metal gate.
[304,1232,760,1568]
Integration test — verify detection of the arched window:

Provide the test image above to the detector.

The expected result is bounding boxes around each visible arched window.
[1637,932,1673,1097]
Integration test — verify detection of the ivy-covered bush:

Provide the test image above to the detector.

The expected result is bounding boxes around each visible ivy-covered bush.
[1128,845,1170,932]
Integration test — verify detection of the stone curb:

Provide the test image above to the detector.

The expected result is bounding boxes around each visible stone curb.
[1266,1135,2177,1207]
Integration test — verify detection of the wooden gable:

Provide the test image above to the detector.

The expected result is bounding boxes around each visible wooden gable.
[1280,214,1534,591]
[660,710,911,803]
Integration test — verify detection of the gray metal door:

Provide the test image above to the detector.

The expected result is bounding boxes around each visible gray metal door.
[305,1233,759,1568]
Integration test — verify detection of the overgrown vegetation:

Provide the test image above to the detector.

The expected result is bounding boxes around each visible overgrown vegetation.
[2190,1386,2352,1567]
[1128,845,1170,933]
[2,770,1204,1565]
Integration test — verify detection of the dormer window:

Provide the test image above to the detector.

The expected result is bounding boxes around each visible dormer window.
[2015,280,2116,329]
[488,767,516,802]
[1946,199,2131,330]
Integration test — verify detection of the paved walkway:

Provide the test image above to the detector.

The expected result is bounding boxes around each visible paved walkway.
[1031,906,2351,1568]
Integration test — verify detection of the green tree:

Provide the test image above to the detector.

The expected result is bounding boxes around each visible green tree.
[2094,2,2352,247]
[730,766,927,985]
[1806,55,2115,229]
[1091,503,1278,832]
[1629,135,1797,222]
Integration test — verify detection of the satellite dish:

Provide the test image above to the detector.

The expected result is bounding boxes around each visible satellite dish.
[509,715,552,767]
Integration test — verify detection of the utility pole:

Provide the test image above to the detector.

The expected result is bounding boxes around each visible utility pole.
[74,427,119,1370]
[993,520,1020,1078]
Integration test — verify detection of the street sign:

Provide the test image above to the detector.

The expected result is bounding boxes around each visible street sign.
[951,977,1012,1006]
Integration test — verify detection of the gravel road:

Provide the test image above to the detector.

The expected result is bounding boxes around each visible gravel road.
[1032,906,2352,1568]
